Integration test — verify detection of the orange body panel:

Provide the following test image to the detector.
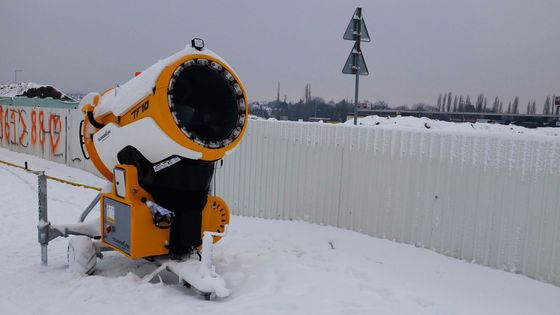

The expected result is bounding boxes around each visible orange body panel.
[100,165,230,258]
[82,114,113,181]
[201,196,230,244]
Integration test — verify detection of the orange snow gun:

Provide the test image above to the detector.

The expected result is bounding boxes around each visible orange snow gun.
[37,39,245,299]
[79,39,248,259]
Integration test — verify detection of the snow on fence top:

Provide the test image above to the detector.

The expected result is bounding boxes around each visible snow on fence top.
[343,115,560,139]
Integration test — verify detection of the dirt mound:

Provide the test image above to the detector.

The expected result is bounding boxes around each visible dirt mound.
[19,85,73,101]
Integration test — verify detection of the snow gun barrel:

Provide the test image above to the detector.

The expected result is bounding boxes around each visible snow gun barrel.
[79,41,248,181]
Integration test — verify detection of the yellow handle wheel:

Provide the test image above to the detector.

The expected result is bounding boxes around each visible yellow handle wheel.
[201,195,230,244]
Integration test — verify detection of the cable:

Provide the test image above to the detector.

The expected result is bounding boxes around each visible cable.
[0,158,101,191]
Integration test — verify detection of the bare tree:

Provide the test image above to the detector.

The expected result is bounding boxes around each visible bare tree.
[448,95,454,112]
[512,96,519,114]
[304,83,311,103]
[532,101,537,114]
[492,96,499,112]
[543,96,551,115]
[475,94,484,112]
[453,96,458,112]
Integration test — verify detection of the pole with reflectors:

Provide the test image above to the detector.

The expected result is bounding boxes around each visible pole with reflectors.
[342,7,371,125]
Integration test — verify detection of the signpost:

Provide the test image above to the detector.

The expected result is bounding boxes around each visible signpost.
[342,7,370,125]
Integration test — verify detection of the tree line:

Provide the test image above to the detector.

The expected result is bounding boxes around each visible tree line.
[436,92,556,115]
[250,98,353,122]
[249,83,557,121]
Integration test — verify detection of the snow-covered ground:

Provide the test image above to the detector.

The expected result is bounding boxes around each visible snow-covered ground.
[346,115,560,137]
[1,147,559,315]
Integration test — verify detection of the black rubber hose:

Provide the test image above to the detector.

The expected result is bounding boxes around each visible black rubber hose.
[86,110,106,129]
[78,120,90,160]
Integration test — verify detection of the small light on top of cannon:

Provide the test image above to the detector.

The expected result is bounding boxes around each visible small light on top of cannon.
[191,38,205,51]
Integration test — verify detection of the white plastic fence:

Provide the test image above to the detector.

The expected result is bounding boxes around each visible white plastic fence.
[216,120,560,286]
[1,105,559,286]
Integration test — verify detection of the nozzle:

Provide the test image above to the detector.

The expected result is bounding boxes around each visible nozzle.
[167,58,245,149]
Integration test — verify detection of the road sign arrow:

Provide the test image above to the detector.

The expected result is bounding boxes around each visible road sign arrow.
[342,42,369,75]
[343,8,371,42]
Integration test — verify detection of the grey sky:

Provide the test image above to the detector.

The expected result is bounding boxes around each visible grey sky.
[1,0,559,108]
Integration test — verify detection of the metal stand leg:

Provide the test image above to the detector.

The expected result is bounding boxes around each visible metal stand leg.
[38,172,48,265]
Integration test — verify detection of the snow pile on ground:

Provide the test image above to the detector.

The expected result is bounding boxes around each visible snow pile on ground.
[0,82,75,101]
[0,82,44,97]
[0,147,559,314]
[346,115,560,137]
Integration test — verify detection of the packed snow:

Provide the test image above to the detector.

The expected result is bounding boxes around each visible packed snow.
[0,82,45,97]
[346,115,560,138]
[0,147,559,314]
[95,44,233,118]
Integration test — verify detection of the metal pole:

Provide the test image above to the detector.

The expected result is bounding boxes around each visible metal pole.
[38,171,48,265]
[79,193,100,223]
[353,8,362,125]
[64,116,68,165]
[14,70,23,84]
[354,72,359,125]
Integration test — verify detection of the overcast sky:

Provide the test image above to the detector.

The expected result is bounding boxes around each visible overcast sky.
[1,0,559,108]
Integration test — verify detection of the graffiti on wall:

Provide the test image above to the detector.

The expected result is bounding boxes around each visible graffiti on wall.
[0,106,27,147]
[0,105,63,157]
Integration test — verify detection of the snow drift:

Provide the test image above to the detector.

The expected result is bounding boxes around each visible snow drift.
[346,114,560,137]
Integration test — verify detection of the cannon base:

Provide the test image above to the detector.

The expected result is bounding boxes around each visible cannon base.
[37,163,231,299]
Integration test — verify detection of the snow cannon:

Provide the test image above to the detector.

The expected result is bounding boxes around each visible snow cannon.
[77,39,247,262]
[37,40,243,299]
[34,41,245,300]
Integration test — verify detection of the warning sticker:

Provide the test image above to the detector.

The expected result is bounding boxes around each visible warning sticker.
[153,156,181,172]
[106,203,115,223]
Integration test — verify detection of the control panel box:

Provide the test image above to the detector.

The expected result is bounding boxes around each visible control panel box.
[100,164,170,258]
[103,198,131,255]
